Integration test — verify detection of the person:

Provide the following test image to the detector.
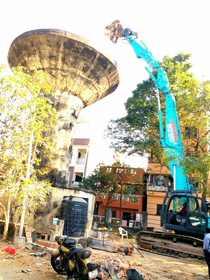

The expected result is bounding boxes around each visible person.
[175,202,187,215]
[203,226,210,277]
[170,202,187,225]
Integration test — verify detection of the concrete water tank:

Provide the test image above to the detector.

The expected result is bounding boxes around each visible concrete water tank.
[8,29,120,187]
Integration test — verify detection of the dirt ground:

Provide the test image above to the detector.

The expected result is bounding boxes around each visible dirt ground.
[0,237,209,280]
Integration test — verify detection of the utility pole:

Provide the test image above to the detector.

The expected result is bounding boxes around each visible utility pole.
[119,167,125,226]
[113,154,128,226]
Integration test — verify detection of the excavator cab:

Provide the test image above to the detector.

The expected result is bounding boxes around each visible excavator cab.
[161,190,209,238]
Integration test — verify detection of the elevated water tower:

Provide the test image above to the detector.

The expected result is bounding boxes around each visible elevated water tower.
[8,29,119,187]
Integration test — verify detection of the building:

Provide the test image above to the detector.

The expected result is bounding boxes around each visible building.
[94,166,145,227]
[68,138,90,187]
[146,160,173,230]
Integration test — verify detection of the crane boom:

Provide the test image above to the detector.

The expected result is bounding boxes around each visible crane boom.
[105,20,192,190]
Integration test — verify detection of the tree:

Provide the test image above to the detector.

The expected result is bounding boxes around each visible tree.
[80,159,143,224]
[106,53,210,196]
[0,64,56,239]
[79,163,120,223]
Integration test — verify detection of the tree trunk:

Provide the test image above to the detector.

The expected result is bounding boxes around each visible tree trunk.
[2,195,11,240]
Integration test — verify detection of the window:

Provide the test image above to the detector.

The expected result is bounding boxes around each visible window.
[67,172,70,183]
[106,167,112,173]
[131,168,136,174]
[188,197,206,215]
[123,186,135,195]
[157,204,162,215]
[112,211,116,218]
[184,127,197,138]
[75,175,82,182]
[76,149,86,164]
[115,168,124,174]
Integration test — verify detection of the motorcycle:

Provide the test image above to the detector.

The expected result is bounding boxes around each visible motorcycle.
[51,235,101,280]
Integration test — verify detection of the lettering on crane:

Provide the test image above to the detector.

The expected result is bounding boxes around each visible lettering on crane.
[167,120,178,144]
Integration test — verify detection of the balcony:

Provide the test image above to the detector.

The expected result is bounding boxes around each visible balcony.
[73,182,80,187]
[97,193,139,203]
[147,174,173,192]
[148,185,171,192]
[76,158,85,165]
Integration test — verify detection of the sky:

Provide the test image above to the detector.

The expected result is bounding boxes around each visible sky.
[1,0,210,175]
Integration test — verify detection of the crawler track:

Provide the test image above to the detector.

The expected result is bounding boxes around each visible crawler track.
[135,231,204,260]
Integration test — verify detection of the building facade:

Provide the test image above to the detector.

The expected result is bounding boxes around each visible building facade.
[95,166,145,227]
[146,124,205,231]
[68,138,90,187]
[146,161,173,230]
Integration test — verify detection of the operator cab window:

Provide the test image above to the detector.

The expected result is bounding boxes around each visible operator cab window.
[188,197,206,227]
[167,197,186,225]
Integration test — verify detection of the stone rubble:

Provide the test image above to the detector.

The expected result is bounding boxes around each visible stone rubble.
[90,251,148,279]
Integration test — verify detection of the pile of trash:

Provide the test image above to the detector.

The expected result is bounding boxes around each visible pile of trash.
[90,252,148,279]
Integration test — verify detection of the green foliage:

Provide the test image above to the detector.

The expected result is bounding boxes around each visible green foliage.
[105,53,210,196]
[0,65,56,214]
[180,153,210,197]
[80,163,120,195]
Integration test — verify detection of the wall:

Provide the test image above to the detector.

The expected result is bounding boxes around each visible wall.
[146,162,171,231]
[96,196,143,221]
[147,191,166,231]
[33,187,96,238]
[69,138,90,186]
[102,166,145,186]
[147,162,171,175]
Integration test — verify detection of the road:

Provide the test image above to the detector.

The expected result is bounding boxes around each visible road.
[0,239,208,280]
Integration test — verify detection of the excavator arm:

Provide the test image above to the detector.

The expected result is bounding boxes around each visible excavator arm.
[105,20,191,190]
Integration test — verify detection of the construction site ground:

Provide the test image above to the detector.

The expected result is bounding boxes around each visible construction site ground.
[0,233,208,280]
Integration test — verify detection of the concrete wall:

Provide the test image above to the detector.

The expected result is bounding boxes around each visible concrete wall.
[96,196,142,219]
[33,187,96,238]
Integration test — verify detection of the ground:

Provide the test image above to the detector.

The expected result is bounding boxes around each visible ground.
[0,236,208,280]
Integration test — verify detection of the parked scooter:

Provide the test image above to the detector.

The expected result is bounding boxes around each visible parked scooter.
[51,235,101,280]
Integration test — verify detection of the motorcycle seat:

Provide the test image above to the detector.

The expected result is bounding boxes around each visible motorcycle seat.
[71,247,91,259]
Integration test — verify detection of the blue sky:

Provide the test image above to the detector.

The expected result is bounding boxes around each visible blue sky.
[1,0,210,174]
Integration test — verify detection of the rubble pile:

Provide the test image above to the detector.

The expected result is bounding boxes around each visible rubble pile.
[90,252,148,279]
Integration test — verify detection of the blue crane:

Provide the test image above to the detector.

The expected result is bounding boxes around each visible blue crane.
[105,22,210,257]
[105,20,191,191]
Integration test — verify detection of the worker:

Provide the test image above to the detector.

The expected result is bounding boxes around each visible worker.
[170,202,187,225]
[176,202,187,214]
[203,226,210,278]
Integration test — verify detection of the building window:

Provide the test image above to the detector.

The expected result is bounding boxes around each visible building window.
[76,149,86,164]
[184,127,197,138]
[157,204,162,215]
[73,173,83,186]
[112,211,116,218]
[67,172,70,183]
[131,168,136,174]
[115,168,124,174]
[106,167,112,173]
